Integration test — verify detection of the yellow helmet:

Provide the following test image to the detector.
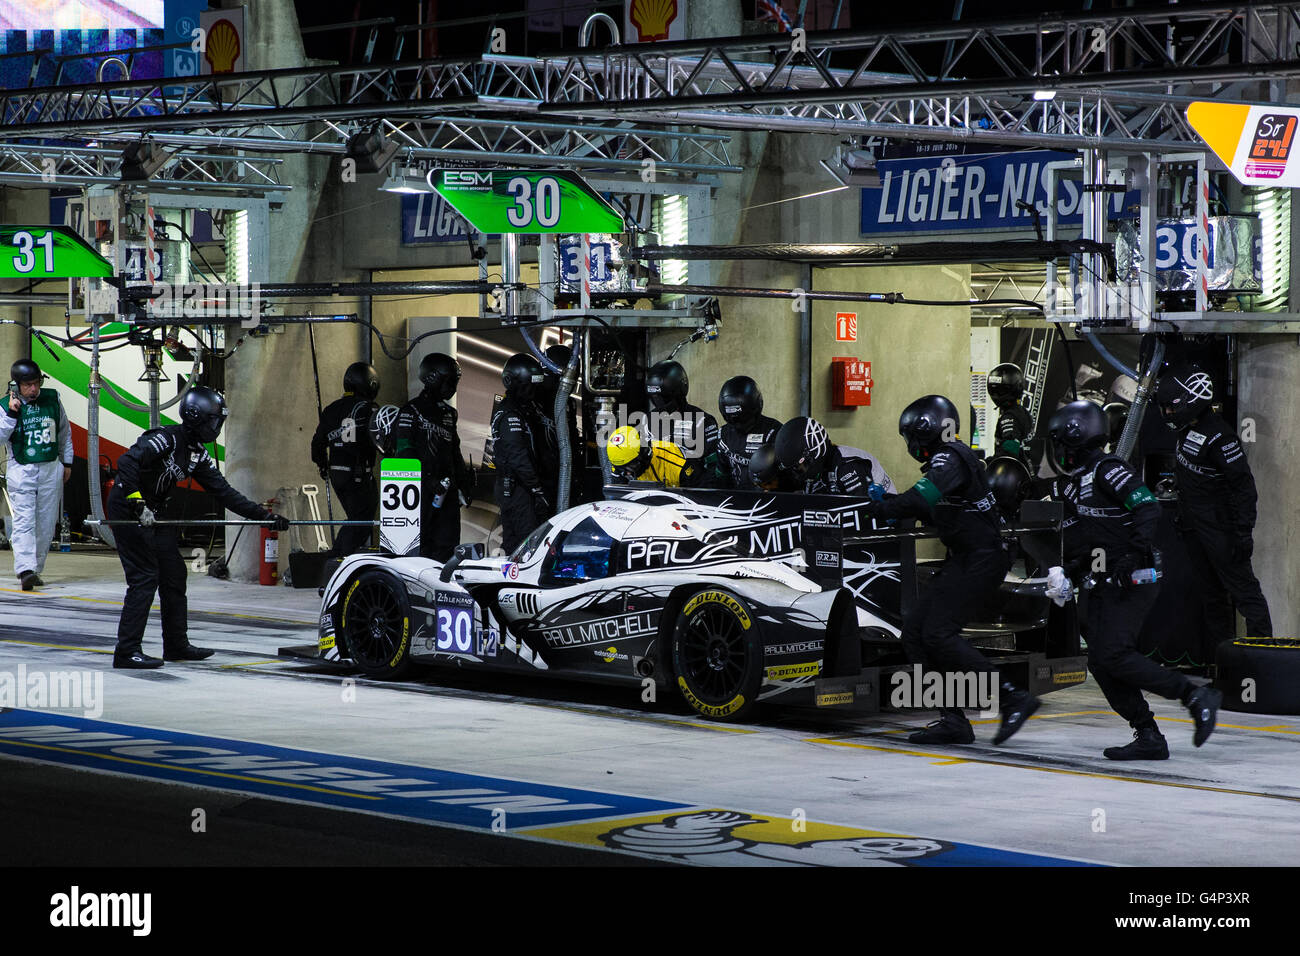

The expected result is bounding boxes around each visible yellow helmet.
[606,425,643,467]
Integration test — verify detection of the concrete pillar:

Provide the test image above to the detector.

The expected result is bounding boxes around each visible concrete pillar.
[1236,335,1299,638]
[224,0,335,580]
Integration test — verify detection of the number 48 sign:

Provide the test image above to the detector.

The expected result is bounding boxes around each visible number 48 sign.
[379,458,422,556]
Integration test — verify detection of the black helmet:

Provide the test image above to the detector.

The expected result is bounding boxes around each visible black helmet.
[343,362,379,401]
[1102,401,1129,447]
[1155,365,1214,431]
[368,404,400,456]
[418,353,461,400]
[10,359,41,385]
[899,395,959,462]
[180,386,228,443]
[646,360,688,412]
[986,363,1025,409]
[772,416,831,483]
[1046,400,1109,475]
[502,352,545,400]
[748,441,785,491]
[544,344,572,378]
[986,455,1031,518]
[718,375,763,429]
[539,344,571,403]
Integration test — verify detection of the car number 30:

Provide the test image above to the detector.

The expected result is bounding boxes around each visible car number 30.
[436,606,474,652]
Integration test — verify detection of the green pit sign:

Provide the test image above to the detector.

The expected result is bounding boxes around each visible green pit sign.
[0,225,113,279]
[430,169,624,234]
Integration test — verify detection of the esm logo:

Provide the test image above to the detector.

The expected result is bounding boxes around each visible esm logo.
[439,170,494,188]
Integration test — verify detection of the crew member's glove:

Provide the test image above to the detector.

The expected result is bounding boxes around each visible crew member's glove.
[266,512,291,532]
[1110,553,1139,588]
[318,465,329,481]
[129,497,157,527]
[1232,535,1254,564]
[863,499,885,520]
[458,490,472,508]
[530,487,551,514]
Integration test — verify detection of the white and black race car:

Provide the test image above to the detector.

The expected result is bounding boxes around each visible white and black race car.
[304,487,1084,722]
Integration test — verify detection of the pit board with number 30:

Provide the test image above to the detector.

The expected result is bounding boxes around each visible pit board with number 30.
[379,458,421,556]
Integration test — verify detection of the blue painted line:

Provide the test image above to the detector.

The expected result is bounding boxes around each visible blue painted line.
[0,709,690,830]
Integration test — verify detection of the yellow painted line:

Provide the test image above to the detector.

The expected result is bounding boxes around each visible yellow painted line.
[1,590,315,626]
[0,738,384,800]
[1158,716,1300,735]
[1,639,111,655]
[877,710,1114,735]
[218,660,284,669]
[530,700,756,734]
[805,735,1300,803]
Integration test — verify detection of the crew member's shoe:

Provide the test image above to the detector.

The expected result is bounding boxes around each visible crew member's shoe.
[1104,725,1169,760]
[29,573,44,587]
[1186,686,1222,747]
[114,651,164,669]
[993,688,1041,745]
[18,571,34,591]
[909,710,975,744]
[164,644,215,662]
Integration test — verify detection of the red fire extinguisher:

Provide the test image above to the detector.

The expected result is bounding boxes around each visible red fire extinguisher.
[259,500,279,586]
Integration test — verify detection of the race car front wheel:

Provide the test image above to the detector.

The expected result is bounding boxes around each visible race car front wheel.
[339,569,415,679]
[671,589,762,722]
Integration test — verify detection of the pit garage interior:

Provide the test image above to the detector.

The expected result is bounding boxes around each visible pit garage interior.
[1,0,1299,888]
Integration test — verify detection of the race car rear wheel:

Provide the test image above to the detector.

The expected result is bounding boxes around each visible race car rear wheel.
[339,569,415,679]
[671,589,762,722]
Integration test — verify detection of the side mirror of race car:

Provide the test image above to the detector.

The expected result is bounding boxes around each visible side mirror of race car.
[439,542,486,582]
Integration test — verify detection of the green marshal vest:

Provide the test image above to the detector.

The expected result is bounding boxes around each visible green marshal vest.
[11,389,62,465]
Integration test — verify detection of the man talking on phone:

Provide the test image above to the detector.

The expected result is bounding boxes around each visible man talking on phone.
[0,359,72,590]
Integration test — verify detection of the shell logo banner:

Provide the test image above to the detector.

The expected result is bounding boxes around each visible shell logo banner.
[1187,101,1300,188]
[200,6,246,74]
[625,0,685,43]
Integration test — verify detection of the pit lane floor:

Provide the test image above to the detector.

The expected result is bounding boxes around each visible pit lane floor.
[1,549,1297,867]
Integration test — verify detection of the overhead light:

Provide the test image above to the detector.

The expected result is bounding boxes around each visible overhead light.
[1033,90,1057,101]
[345,127,400,174]
[120,140,172,181]
[820,146,881,189]
[379,163,430,193]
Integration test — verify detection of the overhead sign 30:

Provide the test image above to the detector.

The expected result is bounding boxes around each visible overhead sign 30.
[429,169,624,235]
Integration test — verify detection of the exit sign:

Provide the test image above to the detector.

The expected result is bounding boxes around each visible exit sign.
[835,312,857,342]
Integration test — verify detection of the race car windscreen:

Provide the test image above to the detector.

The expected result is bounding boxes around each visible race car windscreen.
[512,521,553,564]
[545,518,616,582]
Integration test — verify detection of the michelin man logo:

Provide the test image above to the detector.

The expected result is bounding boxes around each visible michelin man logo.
[599,810,946,866]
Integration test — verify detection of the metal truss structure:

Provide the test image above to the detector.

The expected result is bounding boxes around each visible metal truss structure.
[0,140,288,192]
[1,3,1297,192]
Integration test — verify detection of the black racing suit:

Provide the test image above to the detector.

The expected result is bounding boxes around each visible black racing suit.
[1172,412,1272,639]
[109,425,270,658]
[658,403,722,489]
[717,415,782,488]
[993,403,1037,469]
[805,445,895,497]
[492,396,554,554]
[311,395,377,557]
[872,441,1008,718]
[395,390,473,562]
[1057,452,1195,729]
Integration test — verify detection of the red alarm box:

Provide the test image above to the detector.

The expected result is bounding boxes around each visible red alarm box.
[831,357,872,408]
